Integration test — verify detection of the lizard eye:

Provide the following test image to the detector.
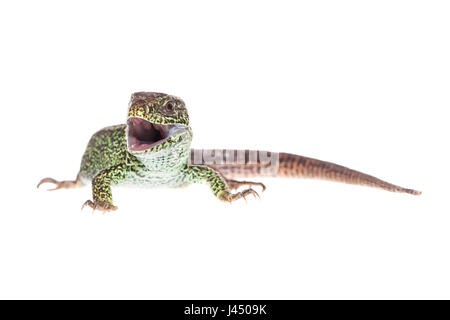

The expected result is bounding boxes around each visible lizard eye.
[165,102,174,112]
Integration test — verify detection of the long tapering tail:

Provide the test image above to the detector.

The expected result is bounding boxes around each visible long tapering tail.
[190,149,421,195]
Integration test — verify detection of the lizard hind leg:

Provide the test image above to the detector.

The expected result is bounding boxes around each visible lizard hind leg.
[37,174,83,191]
[186,165,262,203]
[225,178,266,192]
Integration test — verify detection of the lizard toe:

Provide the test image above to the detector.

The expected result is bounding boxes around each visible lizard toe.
[81,200,118,213]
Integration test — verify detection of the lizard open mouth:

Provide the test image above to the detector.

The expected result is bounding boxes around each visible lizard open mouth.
[127,117,181,152]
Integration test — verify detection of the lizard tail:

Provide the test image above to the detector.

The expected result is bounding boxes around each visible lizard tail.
[190,149,421,195]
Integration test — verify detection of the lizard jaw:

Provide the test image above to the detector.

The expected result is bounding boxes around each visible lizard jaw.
[127,117,183,152]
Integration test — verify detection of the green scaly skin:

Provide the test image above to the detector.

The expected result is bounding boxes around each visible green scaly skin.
[38,92,254,212]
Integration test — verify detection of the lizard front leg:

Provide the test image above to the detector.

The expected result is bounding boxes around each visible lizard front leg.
[82,164,129,212]
[185,165,260,202]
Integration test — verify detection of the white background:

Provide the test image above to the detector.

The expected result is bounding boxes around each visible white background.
[0,0,449,299]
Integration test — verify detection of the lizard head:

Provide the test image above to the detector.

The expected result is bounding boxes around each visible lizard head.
[126,92,192,155]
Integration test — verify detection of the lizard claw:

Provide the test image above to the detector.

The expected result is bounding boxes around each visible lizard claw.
[81,200,118,213]
[241,188,260,201]
[218,188,260,203]
[37,177,61,190]
[226,179,266,192]
[37,176,81,191]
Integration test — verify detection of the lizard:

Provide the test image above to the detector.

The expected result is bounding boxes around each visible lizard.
[37,92,421,212]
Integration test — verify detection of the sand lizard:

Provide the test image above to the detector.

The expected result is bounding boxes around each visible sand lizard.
[38,92,421,212]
